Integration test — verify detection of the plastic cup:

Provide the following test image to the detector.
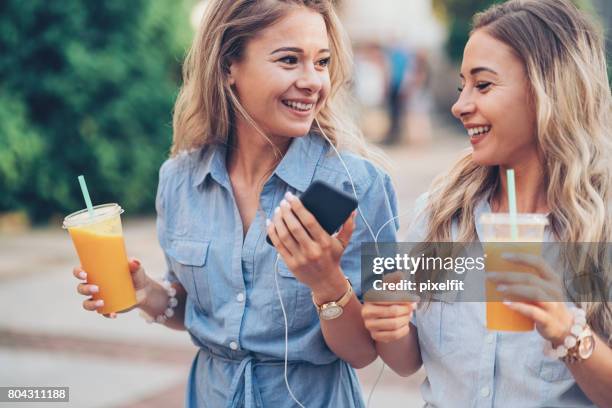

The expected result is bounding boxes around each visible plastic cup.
[63,203,137,314]
[480,213,548,331]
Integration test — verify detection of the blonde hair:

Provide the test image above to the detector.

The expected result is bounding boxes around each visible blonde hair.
[424,0,612,339]
[171,0,379,163]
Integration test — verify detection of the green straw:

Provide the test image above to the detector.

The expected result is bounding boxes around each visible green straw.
[78,175,94,219]
[506,169,519,240]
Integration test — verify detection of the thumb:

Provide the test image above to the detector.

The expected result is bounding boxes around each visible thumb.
[336,211,357,247]
[128,258,142,274]
[128,257,148,291]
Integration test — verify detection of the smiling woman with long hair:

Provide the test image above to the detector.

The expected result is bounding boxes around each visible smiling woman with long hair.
[362,0,612,406]
[71,1,399,407]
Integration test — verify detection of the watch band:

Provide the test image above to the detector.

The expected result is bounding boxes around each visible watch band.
[312,277,352,314]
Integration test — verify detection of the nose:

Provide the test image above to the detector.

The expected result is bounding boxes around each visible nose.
[295,62,323,94]
[451,89,476,120]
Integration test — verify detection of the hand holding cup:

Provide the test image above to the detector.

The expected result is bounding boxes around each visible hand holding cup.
[73,258,148,318]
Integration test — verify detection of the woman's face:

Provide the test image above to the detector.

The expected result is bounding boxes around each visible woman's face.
[451,29,537,167]
[228,7,331,139]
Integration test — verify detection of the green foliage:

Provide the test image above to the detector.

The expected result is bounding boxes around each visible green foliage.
[433,0,503,62]
[0,0,191,222]
[434,0,601,63]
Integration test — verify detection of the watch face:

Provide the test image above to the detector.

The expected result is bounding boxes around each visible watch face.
[578,334,595,359]
[321,305,343,320]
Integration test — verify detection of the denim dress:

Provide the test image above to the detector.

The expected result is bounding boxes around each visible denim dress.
[155,133,399,407]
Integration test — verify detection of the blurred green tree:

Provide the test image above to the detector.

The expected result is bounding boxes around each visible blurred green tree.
[0,0,192,222]
[433,0,600,64]
[433,0,502,62]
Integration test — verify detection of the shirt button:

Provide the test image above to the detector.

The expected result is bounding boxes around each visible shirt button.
[236,293,245,302]
[486,333,495,344]
[480,386,490,398]
[229,341,239,351]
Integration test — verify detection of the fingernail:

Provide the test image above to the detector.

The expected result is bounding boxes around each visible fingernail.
[502,300,512,306]
[90,285,99,293]
[78,271,87,279]
[96,299,104,307]
[274,207,280,214]
[497,285,508,292]
[266,219,271,227]
[280,199,289,208]
[285,191,295,200]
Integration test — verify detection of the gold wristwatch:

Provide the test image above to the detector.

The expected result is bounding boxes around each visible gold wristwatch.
[312,277,353,320]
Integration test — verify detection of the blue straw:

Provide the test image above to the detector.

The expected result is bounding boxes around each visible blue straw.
[78,175,94,219]
[506,169,518,240]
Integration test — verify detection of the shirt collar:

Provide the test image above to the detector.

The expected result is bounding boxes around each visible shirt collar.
[273,133,326,193]
[192,144,229,188]
[191,133,326,192]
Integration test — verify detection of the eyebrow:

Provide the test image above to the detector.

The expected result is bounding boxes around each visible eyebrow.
[459,66,499,78]
[270,47,330,55]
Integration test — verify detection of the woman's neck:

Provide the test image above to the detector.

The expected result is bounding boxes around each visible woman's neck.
[226,122,291,186]
[492,157,548,214]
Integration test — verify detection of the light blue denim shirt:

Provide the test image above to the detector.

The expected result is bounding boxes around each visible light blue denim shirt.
[156,133,399,408]
[407,194,595,408]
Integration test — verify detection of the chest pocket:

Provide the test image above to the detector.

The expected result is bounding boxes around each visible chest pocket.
[166,239,212,313]
[268,260,318,334]
[526,336,574,382]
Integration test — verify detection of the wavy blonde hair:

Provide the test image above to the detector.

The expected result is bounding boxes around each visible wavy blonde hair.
[424,0,612,339]
[171,0,379,163]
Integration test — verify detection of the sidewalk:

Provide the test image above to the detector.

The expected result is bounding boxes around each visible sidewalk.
[0,125,466,407]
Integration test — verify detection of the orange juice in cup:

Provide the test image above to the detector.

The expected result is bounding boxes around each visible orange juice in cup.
[480,213,548,331]
[63,203,137,314]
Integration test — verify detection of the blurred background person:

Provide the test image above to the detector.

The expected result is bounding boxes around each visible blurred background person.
[383,37,414,145]
[404,49,434,146]
[341,0,444,146]
[353,42,389,142]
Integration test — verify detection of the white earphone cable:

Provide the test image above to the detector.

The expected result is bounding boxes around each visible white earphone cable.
[273,120,414,407]
[274,254,307,408]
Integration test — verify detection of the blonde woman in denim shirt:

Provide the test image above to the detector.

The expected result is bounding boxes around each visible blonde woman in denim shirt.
[71,1,399,407]
[362,1,612,407]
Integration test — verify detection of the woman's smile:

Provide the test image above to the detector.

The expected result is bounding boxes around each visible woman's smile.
[281,98,317,117]
[464,124,492,145]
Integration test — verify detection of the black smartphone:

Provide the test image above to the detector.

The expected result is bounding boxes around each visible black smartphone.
[266,180,358,246]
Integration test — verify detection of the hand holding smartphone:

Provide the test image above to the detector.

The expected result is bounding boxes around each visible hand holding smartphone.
[266,180,358,246]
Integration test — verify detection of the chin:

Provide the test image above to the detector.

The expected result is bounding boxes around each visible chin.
[471,151,499,167]
[280,123,313,138]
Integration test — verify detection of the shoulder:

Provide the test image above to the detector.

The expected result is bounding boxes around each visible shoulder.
[158,149,198,180]
[158,147,209,186]
[404,192,431,241]
[315,147,393,197]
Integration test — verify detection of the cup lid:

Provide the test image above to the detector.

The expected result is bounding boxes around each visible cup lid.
[62,203,124,229]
